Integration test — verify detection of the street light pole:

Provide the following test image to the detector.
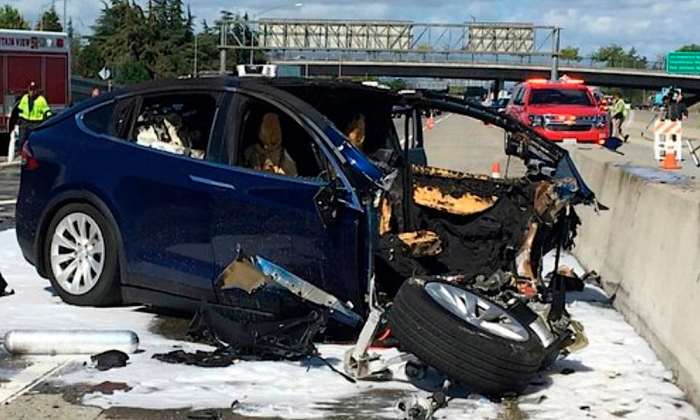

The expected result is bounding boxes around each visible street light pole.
[551,27,561,81]
[63,0,68,32]
[193,33,198,77]
[248,2,302,65]
[219,21,227,74]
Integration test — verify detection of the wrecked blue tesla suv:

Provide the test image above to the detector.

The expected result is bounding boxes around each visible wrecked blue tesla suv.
[16,77,594,396]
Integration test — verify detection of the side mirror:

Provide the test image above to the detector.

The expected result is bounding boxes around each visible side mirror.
[314,181,347,228]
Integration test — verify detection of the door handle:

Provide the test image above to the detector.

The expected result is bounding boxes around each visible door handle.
[189,175,236,191]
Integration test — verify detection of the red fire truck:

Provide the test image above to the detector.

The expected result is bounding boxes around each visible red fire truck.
[1,29,70,136]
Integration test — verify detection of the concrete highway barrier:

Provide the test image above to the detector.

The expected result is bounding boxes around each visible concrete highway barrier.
[570,147,700,407]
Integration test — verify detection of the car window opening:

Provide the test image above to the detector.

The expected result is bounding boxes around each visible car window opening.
[273,85,401,166]
[132,93,217,160]
[236,96,328,180]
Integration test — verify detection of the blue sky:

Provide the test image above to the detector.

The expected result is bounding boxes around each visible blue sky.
[7,0,700,60]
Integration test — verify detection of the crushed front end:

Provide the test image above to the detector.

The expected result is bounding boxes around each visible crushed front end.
[352,94,596,395]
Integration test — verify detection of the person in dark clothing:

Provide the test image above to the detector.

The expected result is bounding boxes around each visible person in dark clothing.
[664,90,689,121]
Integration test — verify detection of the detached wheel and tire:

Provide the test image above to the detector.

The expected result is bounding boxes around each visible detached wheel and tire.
[389,279,545,396]
[44,203,121,306]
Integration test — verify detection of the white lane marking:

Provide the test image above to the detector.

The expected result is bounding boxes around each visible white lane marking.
[0,357,73,404]
[0,200,17,206]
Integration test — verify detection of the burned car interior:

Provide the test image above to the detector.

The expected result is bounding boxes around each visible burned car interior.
[133,93,217,160]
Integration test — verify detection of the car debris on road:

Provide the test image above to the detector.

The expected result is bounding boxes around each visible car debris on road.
[2,329,139,355]
[90,350,130,371]
[0,271,14,297]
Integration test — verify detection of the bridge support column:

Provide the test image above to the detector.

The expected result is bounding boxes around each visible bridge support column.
[492,79,504,100]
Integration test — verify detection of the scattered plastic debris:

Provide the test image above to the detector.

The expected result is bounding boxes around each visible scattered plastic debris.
[91,350,129,371]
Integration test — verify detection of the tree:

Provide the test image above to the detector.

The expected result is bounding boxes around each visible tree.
[0,5,29,29]
[591,44,647,69]
[75,43,103,79]
[386,78,408,91]
[677,44,700,52]
[36,5,63,32]
[72,2,255,83]
[115,61,150,84]
[559,46,581,62]
[194,19,222,73]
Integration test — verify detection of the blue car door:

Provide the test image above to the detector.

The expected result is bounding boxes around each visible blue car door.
[202,92,369,308]
[78,91,226,300]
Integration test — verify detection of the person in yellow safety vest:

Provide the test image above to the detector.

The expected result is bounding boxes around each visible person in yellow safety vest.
[610,91,630,143]
[17,82,51,123]
[8,82,52,156]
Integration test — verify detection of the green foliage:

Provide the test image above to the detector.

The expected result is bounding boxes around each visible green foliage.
[193,20,221,73]
[33,1,262,82]
[115,61,151,84]
[677,44,700,52]
[36,5,63,32]
[386,78,408,91]
[75,43,103,80]
[0,5,29,29]
[559,47,581,61]
[75,0,200,83]
[591,44,647,69]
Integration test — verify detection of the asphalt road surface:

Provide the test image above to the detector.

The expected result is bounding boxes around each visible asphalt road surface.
[0,163,19,231]
[421,112,527,176]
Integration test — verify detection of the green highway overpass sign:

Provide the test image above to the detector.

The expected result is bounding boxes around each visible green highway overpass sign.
[667,52,700,75]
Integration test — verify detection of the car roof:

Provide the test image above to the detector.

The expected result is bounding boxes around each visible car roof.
[122,76,399,97]
[57,77,398,132]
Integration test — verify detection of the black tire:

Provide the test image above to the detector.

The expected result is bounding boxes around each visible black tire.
[389,279,545,396]
[44,203,121,306]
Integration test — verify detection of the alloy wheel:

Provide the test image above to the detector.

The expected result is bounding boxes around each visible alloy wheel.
[49,212,106,295]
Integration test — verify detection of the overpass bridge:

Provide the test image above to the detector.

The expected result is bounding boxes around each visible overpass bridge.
[269,60,700,98]
[218,18,700,102]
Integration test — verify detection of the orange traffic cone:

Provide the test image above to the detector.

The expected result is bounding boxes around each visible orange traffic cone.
[661,151,681,170]
[491,161,501,178]
[426,115,435,130]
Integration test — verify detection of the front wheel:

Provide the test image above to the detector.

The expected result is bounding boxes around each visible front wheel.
[44,203,121,306]
[389,279,545,396]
